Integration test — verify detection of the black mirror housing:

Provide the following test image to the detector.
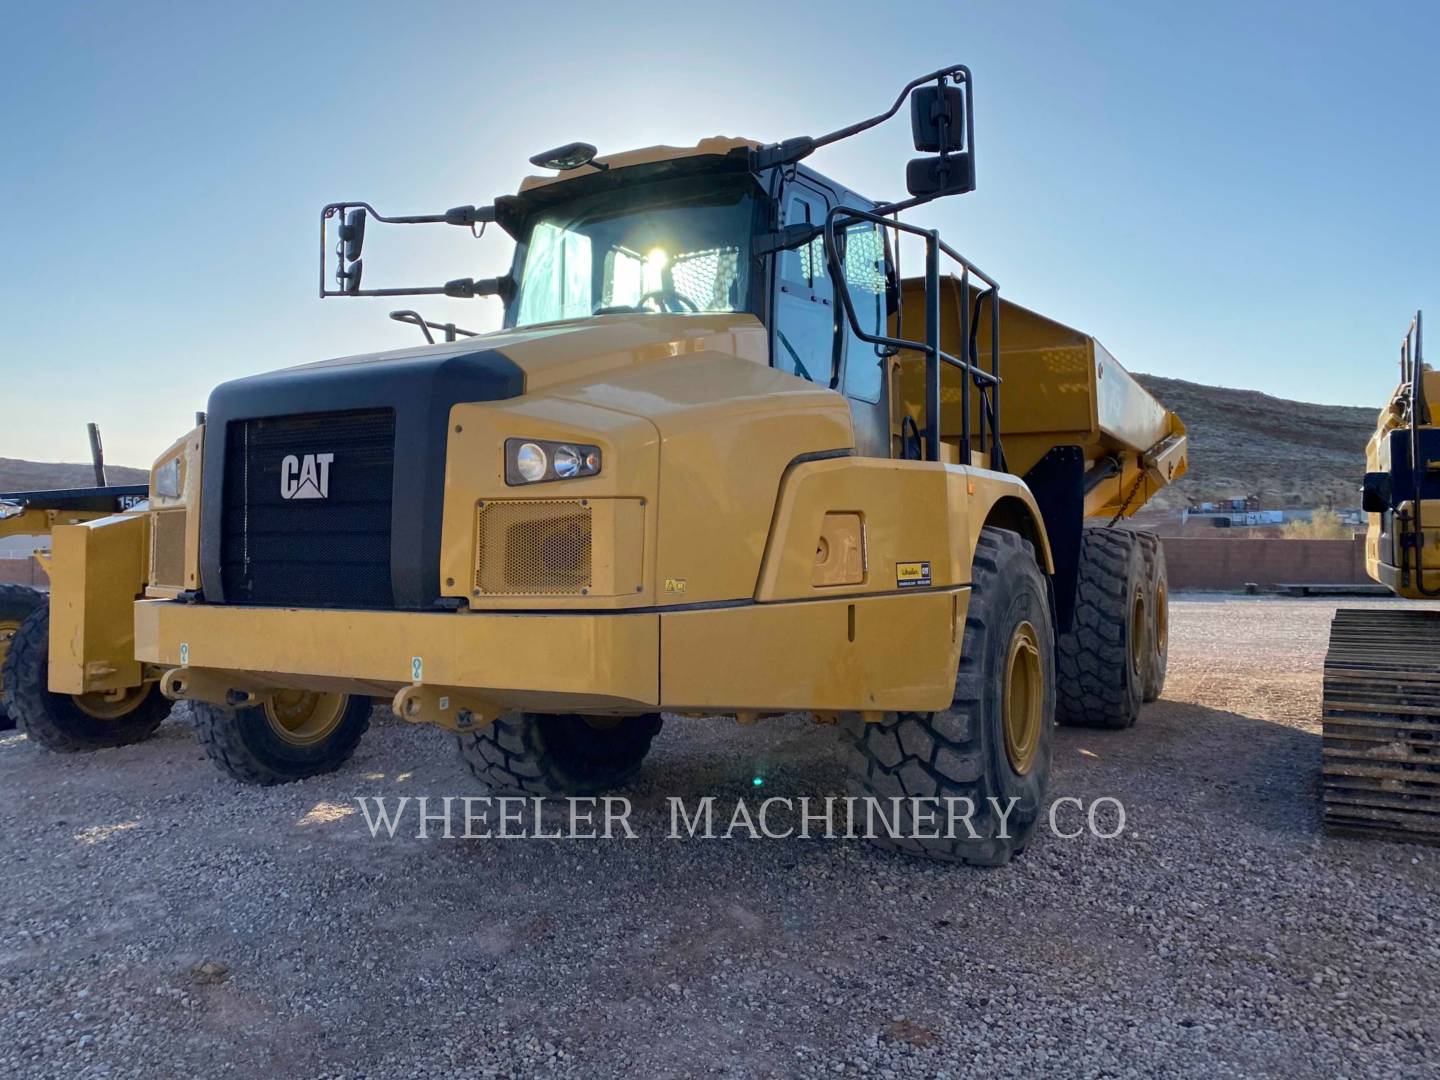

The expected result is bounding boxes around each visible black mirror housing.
[905,153,974,197]
[1362,471,1392,513]
[911,85,965,153]
[340,207,366,262]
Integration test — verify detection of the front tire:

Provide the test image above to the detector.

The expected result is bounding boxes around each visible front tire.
[0,584,48,731]
[841,528,1056,866]
[458,712,664,797]
[194,690,371,785]
[1055,526,1148,729]
[2,601,171,751]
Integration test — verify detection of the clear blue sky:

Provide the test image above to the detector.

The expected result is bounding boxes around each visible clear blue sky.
[2,1,1437,466]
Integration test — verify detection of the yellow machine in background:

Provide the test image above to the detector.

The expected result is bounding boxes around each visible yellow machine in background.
[6,66,1187,864]
[0,426,166,736]
[1323,312,1440,844]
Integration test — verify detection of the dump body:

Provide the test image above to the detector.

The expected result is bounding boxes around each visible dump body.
[896,279,1187,517]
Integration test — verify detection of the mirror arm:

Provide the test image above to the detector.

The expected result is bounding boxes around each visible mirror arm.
[753,223,821,256]
[753,64,971,169]
[320,275,513,300]
[443,275,515,302]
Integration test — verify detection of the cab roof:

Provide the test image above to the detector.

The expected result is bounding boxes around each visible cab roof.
[516,137,760,195]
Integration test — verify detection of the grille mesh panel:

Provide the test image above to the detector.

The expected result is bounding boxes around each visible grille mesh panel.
[150,508,188,589]
[475,501,592,595]
[221,409,395,608]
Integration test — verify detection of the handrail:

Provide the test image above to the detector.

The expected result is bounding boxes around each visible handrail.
[822,205,1002,468]
[389,310,479,344]
[1400,310,1439,595]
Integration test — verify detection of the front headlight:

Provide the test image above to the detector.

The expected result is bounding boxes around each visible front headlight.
[505,437,602,485]
[153,456,182,500]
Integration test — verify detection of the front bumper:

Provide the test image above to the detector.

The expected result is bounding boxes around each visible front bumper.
[134,599,659,713]
[134,588,966,719]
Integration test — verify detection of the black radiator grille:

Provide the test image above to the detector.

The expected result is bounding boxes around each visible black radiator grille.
[220,409,395,607]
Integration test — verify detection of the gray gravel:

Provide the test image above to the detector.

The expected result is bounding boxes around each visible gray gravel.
[2,595,1438,1078]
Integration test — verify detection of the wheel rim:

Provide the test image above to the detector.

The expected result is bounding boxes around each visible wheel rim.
[72,684,153,720]
[1130,589,1147,677]
[1154,581,1168,657]
[1003,620,1043,775]
[264,690,347,747]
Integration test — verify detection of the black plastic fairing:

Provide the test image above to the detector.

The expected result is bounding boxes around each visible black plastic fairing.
[200,344,524,609]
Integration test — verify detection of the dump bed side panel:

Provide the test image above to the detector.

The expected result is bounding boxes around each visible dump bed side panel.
[1093,340,1172,455]
[892,278,1186,495]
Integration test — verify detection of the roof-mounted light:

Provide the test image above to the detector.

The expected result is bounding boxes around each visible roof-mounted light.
[528,142,607,172]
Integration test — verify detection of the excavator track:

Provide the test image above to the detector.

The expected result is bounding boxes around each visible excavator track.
[1321,607,1440,844]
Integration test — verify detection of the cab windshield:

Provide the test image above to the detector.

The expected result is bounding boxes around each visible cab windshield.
[512,174,758,327]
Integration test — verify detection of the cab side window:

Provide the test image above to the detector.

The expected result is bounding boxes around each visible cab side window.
[773,188,834,385]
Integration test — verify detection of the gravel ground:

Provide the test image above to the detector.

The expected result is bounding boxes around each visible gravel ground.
[2,595,1438,1078]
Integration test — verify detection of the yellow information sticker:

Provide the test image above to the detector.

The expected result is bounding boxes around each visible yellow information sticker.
[896,560,932,589]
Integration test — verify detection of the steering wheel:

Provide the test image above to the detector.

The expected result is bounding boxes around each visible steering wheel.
[638,289,699,314]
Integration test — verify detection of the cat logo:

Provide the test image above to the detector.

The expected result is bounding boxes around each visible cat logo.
[280,453,334,500]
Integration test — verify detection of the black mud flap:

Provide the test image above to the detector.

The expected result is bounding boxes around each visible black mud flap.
[1022,446,1084,634]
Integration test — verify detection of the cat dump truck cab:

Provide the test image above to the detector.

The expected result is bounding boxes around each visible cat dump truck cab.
[16,66,1186,864]
[1322,311,1440,845]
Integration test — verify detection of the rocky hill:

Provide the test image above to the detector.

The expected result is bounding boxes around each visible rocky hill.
[1133,374,1377,510]
[0,459,148,493]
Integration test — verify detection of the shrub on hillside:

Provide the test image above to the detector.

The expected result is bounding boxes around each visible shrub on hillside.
[1281,509,1354,540]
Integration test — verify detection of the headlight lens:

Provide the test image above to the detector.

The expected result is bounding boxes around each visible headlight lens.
[515,442,548,483]
[552,444,583,478]
[154,457,182,500]
[505,437,602,485]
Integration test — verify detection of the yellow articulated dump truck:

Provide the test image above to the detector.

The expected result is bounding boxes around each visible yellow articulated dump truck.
[2,66,1185,863]
[1323,311,1440,844]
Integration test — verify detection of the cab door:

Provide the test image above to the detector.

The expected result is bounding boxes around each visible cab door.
[771,180,891,458]
[772,182,835,387]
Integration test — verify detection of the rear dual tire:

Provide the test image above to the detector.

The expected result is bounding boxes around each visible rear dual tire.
[1136,531,1169,703]
[1055,526,1150,729]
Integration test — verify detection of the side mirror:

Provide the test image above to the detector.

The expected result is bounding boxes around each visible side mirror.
[906,153,974,197]
[1362,471,1392,514]
[339,207,367,262]
[911,85,965,153]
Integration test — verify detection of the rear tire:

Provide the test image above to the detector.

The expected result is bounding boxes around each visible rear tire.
[194,691,371,785]
[0,584,48,731]
[841,528,1055,866]
[1135,531,1169,702]
[458,712,664,797]
[2,602,170,751]
[1055,526,1148,730]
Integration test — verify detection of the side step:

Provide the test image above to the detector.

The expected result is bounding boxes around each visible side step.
[1321,608,1440,844]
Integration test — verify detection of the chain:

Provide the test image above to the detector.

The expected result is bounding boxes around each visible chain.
[1107,475,1146,528]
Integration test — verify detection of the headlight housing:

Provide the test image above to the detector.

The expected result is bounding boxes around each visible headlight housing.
[505,437,601,486]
